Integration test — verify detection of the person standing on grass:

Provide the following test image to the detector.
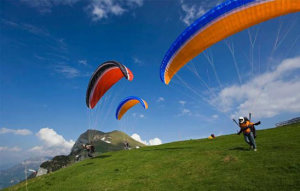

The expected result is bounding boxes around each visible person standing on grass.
[237,117,260,151]
[82,144,95,157]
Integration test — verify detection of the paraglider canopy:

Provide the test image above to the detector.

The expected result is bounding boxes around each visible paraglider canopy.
[160,0,300,85]
[86,61,133,109]
[116,96,148,120]
[208,134,216,139]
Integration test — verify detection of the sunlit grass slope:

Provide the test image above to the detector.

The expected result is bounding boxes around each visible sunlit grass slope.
[93,130,146,153]
[5,123,300,191]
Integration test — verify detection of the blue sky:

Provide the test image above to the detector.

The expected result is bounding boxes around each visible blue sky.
[0,0,300,167]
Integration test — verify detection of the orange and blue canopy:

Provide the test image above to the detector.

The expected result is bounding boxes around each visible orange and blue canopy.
[116,96,148,120]
[160,0,300,85]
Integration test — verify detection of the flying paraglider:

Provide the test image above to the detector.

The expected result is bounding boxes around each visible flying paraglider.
[160,0,300,85]
[116,96,148,120]
[86,61,134,109]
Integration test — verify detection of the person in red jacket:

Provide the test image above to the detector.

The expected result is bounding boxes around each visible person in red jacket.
[237,117,261,151]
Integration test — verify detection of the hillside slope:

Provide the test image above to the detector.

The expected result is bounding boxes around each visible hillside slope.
[5,123,300,191]
[71,130,145,155]
[37,130,145,174]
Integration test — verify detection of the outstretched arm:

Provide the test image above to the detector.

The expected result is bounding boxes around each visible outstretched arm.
[254,121,261,126]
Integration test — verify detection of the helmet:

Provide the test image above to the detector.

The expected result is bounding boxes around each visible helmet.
[239,117,245,123]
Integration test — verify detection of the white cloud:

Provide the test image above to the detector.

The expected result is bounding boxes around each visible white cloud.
[21,0,80,13]
[179,0,222,26]
[211,56,300,118]
[178,108,192,117]
[30,128,75,157]
[127,0,143,7]
[0,146,21,152]
[20,0,144,20]
[212,114,219,119]
[149,138,162,145]
[36,128,74,148]
[157,97,165,102]
[179,100,186,106]
[182,109,190,114]
[54,64,80,78]
[131,133,147,145]
[132,113,145,118]
[131,133,162,146]
[1,19,50,36]
[180,3,205,26]
[0,127,32,135]
[133,57,143,65]
[89,0,144,21]
[78,59,88,65]
[1,19,68,54]
[29,146,44,152]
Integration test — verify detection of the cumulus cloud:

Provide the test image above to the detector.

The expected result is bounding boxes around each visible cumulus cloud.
[157,97,165,102]
[36,128,74,148]
[0,146,21,152]
[148,138,162,145]
[0,127,32,135]
[29,128,75,157]
[131,133,147,144]
[131,133,162,146]
[211,56,300,118]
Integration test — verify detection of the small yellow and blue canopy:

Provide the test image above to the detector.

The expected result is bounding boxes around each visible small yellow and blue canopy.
[116,96,148,120]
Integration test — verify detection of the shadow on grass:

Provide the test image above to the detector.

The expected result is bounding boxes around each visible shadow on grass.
[92,155,112,159]
[82,162,94,166]
[229,147,249,151]
[142,147,192,152]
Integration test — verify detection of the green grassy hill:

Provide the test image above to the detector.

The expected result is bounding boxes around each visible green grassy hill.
[93,130,146,153]
[71,130,145,155]
[5,123,300,191]
[37,130,146,174]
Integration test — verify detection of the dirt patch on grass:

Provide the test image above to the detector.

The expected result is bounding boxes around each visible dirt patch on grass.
[223,155,238,163]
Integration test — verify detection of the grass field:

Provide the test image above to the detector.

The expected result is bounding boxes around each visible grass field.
[4,123,300,191]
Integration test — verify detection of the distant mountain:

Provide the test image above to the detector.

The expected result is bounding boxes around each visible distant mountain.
[0,156,51,189]
[38,129,145,175]
[71,129,145,154]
